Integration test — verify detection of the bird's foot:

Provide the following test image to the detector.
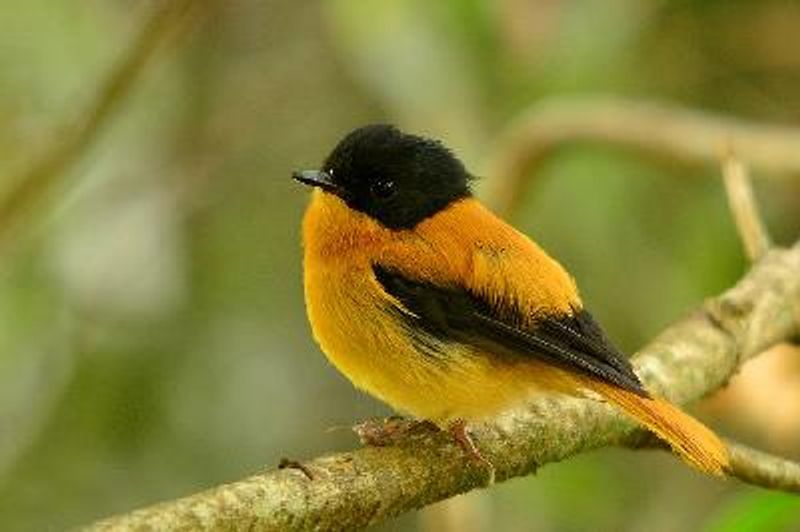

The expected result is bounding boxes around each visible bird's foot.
[277,457,315,480]
[353,416,437,446]
[449,419,495,485]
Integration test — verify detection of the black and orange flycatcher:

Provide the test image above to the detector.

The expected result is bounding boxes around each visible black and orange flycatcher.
[293,124,729,476]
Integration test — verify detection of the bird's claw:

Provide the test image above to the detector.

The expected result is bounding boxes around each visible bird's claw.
[449,419,496,485]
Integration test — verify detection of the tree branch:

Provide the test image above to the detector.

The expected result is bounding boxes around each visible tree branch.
[721,153,772,262]
[624,431,800,494]
[482,97,800,214]
[727,439,800,494]
[87,240,800,531]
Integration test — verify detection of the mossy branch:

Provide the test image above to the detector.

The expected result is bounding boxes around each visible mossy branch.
[87,240,800,531]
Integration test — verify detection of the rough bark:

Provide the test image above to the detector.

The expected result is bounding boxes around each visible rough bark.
[87,241,800,531]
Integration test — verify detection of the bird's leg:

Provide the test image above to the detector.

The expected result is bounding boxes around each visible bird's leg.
[448,419,495,485]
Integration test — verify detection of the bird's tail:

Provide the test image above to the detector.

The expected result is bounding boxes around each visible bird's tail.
[586,380,729,476]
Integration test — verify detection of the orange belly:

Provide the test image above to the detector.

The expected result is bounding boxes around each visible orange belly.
[304,262,575,425]
[300,191,581,424]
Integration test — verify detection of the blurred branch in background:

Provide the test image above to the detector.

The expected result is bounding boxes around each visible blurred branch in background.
[86,209,800,528]
[721,153,772,262]
[0,0,210,251]
[0,0,216,520]
[483,97,800,214]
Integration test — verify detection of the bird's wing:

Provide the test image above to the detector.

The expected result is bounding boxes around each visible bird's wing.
[372,262,647,396]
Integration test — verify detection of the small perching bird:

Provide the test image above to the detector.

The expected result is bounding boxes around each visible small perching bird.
[294,124,729,477]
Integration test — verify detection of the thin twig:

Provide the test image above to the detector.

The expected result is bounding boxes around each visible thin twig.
[482,97,800,214]
[86,241,800,531]
[726,440,800,494]
[0,0,206,249]
[625,432,800,494]
[721,151,772,262]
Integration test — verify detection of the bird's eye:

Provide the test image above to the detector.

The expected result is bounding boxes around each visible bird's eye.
[370,178,396,199]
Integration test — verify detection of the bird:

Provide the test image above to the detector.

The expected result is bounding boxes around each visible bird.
[293,124,729,477]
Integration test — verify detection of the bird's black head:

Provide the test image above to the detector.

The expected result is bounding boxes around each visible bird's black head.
[293,125,471,229]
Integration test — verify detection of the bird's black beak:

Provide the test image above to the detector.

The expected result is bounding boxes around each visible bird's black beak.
[292,170,339,194]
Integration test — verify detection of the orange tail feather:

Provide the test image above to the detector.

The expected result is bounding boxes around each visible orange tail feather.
[587,380,729,476]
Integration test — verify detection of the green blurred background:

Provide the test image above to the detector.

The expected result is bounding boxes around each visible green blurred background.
[0,1,799,530]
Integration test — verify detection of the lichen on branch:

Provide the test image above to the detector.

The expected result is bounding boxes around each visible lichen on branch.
[87,241,800,531]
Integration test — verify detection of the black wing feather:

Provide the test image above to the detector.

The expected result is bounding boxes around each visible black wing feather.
[373,264,647,396]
